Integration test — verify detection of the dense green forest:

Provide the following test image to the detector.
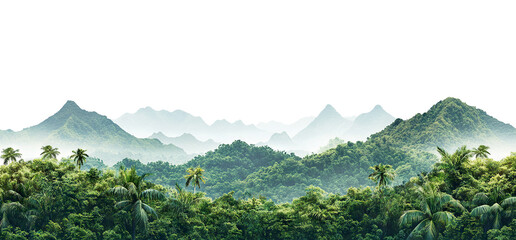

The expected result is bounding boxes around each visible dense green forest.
[108,140,435,202]
[0,144,514,239]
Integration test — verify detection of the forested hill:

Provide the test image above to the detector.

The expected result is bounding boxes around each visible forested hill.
[369,97,516,155]
[116,140,436,202]
[114,140,301,201]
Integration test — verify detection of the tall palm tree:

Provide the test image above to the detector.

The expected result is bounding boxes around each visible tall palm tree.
[40,145,60,159]
[369,163,395,189]
[184,167,205,194]
[471,145,490,159]
[70,148,88,170]
[471,196,516,230]
[399,183,465,240]
[1,147,22,165]
[108,167,165,240]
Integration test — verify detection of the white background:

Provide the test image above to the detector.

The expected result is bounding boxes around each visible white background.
[1,1,515,130]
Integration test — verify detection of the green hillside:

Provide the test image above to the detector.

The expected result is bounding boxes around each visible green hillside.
[369,97,516,153]
[0,101,189,165]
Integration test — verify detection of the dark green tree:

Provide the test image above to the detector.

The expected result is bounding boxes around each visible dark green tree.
[184,167,205,193]
[70,148,88,170]
[40,145,60,160]
[471,145,490,159]
[1,147,22,165]
[436,146,471,189]
[399,183,465,239]
[471,196,516,230]
[108,167,165,240]
[369,163,395,189]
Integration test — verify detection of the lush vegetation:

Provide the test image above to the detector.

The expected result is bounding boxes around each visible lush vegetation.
[0,144,514,239]
[116,140,435,202]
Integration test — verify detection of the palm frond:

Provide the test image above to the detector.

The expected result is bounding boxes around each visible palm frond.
[141,189,165,201]
[115,200,133,211]
[399,210,426,228]
[108,186,129,199]
[433,211,455,227]
[141,202,158,219]
[133,200,149,230]
[407,219,430,239]
[425,220,439,240]
[471,205,491,217]
[501,197,516,208]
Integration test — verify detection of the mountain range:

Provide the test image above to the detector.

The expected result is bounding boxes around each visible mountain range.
[0,101,190,165]
[116,97,516,202]
[116,104,396,153]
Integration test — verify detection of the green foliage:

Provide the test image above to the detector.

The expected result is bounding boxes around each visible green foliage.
[0,144,513,239]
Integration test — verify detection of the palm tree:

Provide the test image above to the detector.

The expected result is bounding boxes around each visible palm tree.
[164,183,198,220]
[471,196,516,230]
[184,167,205,194]
[1,147,22,165]
[471,145,490,159]
[70,148,88,170]
[369,163,395,189]
[108,167,165,240]
[436,146,471,188]
[399,183,465,240]
[40,145,60,159]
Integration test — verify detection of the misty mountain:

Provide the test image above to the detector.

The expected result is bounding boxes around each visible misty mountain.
[344,105,395,141]
[115,107,209,138]
[116,108,271,143]
[369,97,516,158]
[206,119,270,143]
[256,116,315,136]
[293,104,352,150]
[0,101,190,165]
[149,132,219,155]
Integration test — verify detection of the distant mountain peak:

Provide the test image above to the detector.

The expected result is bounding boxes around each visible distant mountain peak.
[322,104,337,112]
[372,105,385,112]
[318,104,342,119]
[61,100,82,111]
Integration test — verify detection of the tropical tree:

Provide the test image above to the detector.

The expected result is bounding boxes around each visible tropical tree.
[471,145,490,159]
[70,148,88,170]
[40,145,60,159]
[471,196,516,231]
[164,183,198,220]
[436,146,471,188]
[0,202,32,230]
[184,167,206,193]
[108,167,165,240]
[1,147,22,165]
[399,183,465,240]
[369,163,395,189]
